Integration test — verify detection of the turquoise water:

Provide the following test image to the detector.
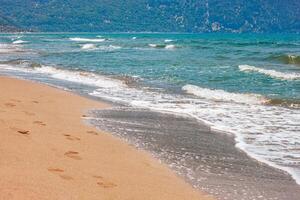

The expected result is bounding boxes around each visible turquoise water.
[2,33,300,100]
[0,33,300,183]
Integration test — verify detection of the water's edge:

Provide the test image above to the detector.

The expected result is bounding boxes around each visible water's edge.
[1,72,300,200]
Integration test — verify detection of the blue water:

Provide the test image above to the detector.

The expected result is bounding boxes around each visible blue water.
[0,33,300,183]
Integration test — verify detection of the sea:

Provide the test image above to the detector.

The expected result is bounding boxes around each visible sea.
[0,33,299,199]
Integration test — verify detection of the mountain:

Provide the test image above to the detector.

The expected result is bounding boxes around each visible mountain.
[0,0,299,33]
[0,13,22,32]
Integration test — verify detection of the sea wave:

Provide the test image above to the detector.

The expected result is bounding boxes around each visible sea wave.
[239,65,300,80]
[0,59,42,68]
[12,40,28,44]
[270,54,300,65]
[0,64,124,88]
[164,39,173,43]
[268,98,300,109]
[165,44,175,49]
[182,84,268,104]
[80,43,121,51]
[81,43,97,50]
[98,45,122,51]
[0,43,25,53]
[149,43,176,49]
[88,78,300,186]
[36,66,124,88]
[2,62,300,185]
[69,37,106,42]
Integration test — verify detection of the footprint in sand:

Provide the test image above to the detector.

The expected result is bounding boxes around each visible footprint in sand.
[32,101,39,104]
[4,103,16,108]
[10,127,30,135]
[93,175,117,189]
[17,130,30,135]
[33,121,46,126]
[86,130,98,135]
[64,151,82,160]
[48,168,64,173]
[48,168,73,181]
[63,134,80,141]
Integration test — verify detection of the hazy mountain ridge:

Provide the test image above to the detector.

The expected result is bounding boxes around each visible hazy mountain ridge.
[0,12,22,32]
[0,0,299,33]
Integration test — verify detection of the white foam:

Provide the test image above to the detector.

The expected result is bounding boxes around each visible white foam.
[0,43,24,53]
[0,64,124,88]
[12,40,27,44]
[164,39,173,43]
[36,66,124,88]
[69,37,106,42]
[165,44,176,49]
[182,84,267,104]
[239,65,300,80]
[89,81,300,185]
[149,43,176,49]
[2,62,300,185]
[132,37,137,40]
[148,43,157,48]
[81,43,97,50]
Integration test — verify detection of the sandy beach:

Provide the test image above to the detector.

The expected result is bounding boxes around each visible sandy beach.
[0,76,213,200]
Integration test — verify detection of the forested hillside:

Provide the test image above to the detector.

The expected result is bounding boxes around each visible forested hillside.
[0,0,299,32]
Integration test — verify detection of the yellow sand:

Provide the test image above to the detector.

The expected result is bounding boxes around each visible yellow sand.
[0,76,214,200]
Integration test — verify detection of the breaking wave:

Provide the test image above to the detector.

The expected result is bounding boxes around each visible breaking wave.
[12,40,28,44]
[1,62,300,185]
[0,43,25,53]
[239,65,300,80]
[81,43,97,50]
[182,84,268,104]
[149,43,176,49]
[270,54,300,65]
[69,37,106,42]
[0,64,124,88]
[164,39,174,43]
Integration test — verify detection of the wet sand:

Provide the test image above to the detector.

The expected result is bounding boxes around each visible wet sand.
[0,76,213,200]
[90,107,300,200]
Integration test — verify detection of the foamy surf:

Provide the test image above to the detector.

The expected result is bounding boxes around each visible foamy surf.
[182,84,268,104]
[69,37,106,42]
[12,40,28,44]
[239,65,300,80]
[149,44,176,49]
[80,44,121,51]
[2,61,300,186]
[165,44,176,49]
[0,43,24,53]
[0,64,124,88]
[37,66,125,88]
[2,32,300,190]
[89,82,300,185]
[81,43,97,50]
[164,39,174,43]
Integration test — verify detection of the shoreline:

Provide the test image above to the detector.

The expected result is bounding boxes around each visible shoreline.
[1,73,300,199]
[89,106,300,200]
[0,76,213,199]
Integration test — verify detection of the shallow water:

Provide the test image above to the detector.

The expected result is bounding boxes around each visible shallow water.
[0,33,299,187]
